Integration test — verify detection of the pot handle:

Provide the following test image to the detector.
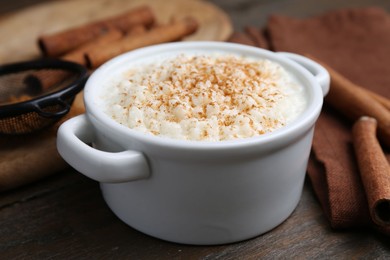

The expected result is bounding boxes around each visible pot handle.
[277,52,330,97]
[57,114,150,183]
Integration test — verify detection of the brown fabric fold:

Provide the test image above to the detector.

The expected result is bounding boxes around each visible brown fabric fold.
[267,7,390,98]
[229,6,390,235]
[243,26,269,49]
[266,7,390,234]
[307,106,370,228]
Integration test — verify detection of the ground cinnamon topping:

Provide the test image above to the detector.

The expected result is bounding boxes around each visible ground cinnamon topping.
[104,53,306,141]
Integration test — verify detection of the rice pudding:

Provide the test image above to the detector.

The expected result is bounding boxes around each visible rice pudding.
[102,53,307,141]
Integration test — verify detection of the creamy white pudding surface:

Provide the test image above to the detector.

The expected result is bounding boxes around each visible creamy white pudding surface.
[102,53,307,141]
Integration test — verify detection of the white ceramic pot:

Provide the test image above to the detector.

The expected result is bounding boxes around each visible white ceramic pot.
[57,42,329,245]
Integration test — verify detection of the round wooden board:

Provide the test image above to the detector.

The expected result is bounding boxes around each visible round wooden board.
[0,0,232,63]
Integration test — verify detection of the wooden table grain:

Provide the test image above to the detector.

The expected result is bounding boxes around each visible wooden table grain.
[1,0,390,259]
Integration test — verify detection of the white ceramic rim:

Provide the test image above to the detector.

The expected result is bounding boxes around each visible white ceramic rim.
[84,41,323,151]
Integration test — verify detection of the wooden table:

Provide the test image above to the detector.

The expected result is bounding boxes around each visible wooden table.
[1,0,390,258]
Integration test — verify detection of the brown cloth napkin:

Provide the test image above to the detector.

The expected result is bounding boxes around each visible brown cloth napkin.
[229,7,390,234]
[267,7,390,234]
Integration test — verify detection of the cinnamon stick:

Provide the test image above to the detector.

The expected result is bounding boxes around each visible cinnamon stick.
[124,24,147,36]
[62,28,124,65]
[352,117,390,228]
[307,55,390,148]
[38,5,155,57]
[367,91,390,111]
[85,17,199,69]
[23,70,73,93]
[227,32,256,46]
